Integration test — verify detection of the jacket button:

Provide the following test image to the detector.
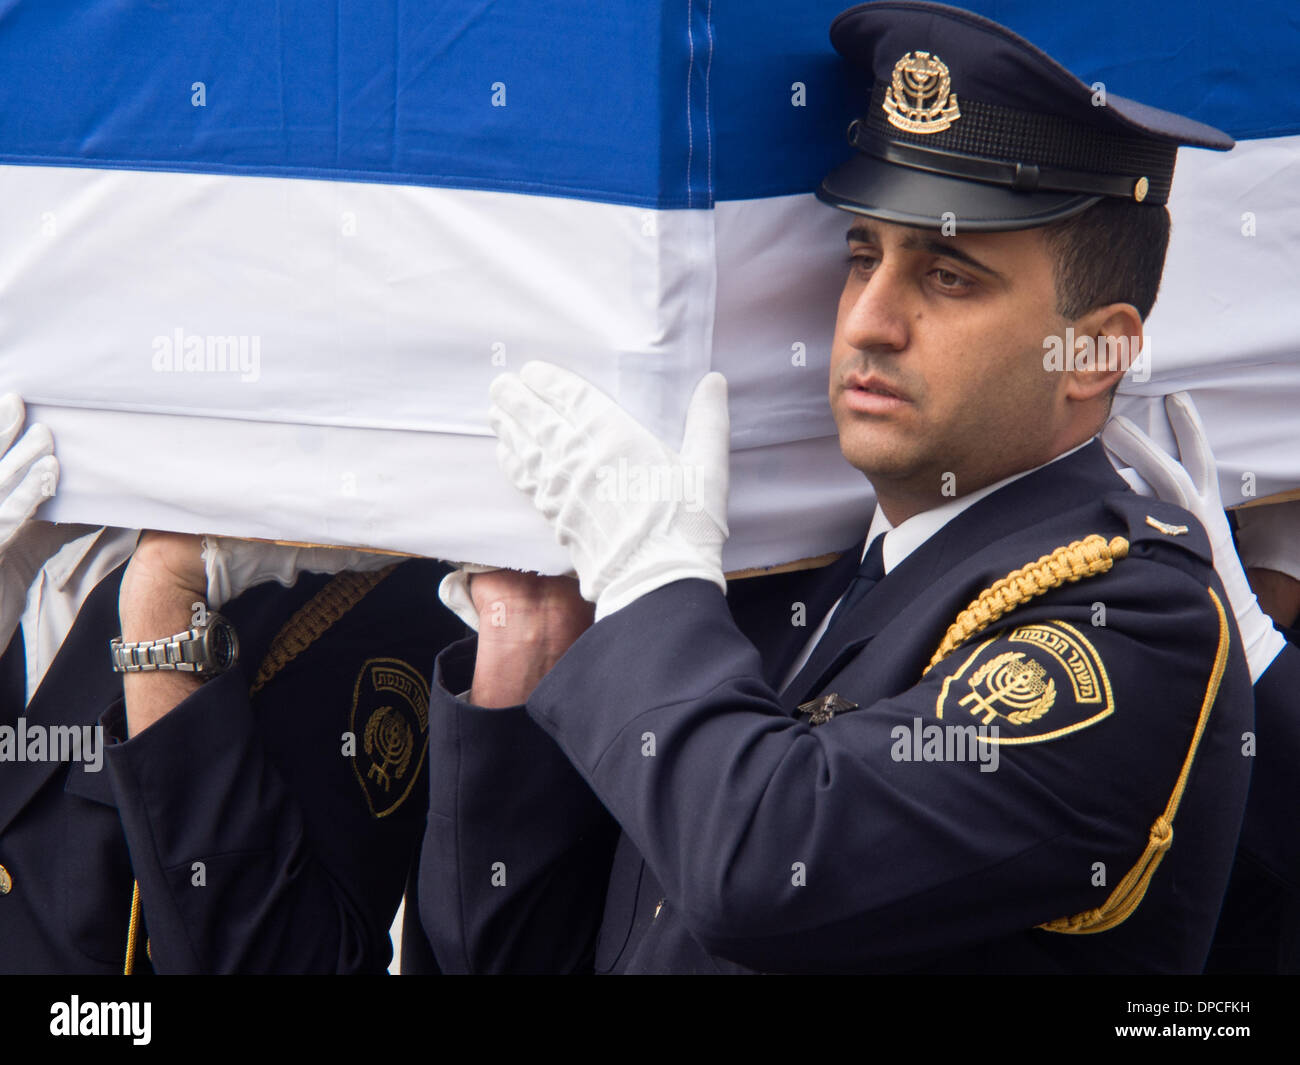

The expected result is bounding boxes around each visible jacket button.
[0,864,11,895]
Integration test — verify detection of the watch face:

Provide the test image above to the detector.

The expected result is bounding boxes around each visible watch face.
[206,618,239,672]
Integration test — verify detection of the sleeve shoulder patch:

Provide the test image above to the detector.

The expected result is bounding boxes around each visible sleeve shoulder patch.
[934,622,1114,745]
[350,657,431,817]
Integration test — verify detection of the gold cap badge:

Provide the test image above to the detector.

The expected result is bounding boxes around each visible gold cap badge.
[883,51,961,134]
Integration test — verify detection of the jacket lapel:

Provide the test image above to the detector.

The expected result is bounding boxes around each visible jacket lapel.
[728,543,864,689]
[779,544,940,710]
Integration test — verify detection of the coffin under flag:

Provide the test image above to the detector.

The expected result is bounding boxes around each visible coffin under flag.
[1,1,1296,571]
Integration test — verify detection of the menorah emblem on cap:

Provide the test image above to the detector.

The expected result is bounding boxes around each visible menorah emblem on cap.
[882,50,962,134]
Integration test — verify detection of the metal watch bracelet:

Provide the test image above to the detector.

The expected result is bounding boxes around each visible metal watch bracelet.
[109,613,238,677]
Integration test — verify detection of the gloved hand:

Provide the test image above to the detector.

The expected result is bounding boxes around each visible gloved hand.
[0,393,65,652]
[489,361,730,621]
[0,393,58,559]
[202,536,398,610]
[1103,391,1287,682]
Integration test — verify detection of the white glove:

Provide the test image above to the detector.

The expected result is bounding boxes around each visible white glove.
[202,536,398,610]
[1102,391,1286,682]
[1235,500,1300,583]
[0,393,58,559]
[0,393,67,652]
[437,563,502,633]
[489,361,730,621]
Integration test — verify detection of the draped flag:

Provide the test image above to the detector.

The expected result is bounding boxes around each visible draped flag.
[1,1,1296,570]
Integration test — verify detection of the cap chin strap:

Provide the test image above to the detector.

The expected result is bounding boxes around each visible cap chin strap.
[849,123,1160,204]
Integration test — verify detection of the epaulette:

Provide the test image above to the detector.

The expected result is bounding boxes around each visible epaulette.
[1103,492,1214,564]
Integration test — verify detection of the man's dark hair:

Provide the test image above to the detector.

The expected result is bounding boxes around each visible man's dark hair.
[1040,199,1171,322]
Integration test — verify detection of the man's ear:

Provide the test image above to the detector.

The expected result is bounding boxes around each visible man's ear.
[1064,302,1144,402]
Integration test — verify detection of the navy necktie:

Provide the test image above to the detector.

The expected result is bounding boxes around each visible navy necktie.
[780,534,888,704]
[822,534,887,642]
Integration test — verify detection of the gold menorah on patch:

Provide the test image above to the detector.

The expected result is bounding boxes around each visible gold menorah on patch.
[959,652,1056,725]
[365,705,413,791]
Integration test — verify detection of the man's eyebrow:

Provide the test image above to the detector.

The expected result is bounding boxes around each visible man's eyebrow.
[846,223,877,246]
[902,234,1006,282]
[846,223,1007,283]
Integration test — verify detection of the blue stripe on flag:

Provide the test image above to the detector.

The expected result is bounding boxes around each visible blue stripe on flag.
[0,1,1295,206]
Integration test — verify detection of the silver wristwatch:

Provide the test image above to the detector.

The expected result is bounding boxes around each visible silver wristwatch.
[110,613,239,678]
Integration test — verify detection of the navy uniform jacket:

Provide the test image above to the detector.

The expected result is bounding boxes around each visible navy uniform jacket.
[419,441,1254,973]
[0,555,458,974]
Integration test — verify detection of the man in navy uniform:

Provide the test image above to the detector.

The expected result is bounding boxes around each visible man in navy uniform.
[0,395,460,973]
[418,2,1258,972]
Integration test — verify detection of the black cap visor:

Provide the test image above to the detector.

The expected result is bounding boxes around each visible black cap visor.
[817,150,1100,231]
